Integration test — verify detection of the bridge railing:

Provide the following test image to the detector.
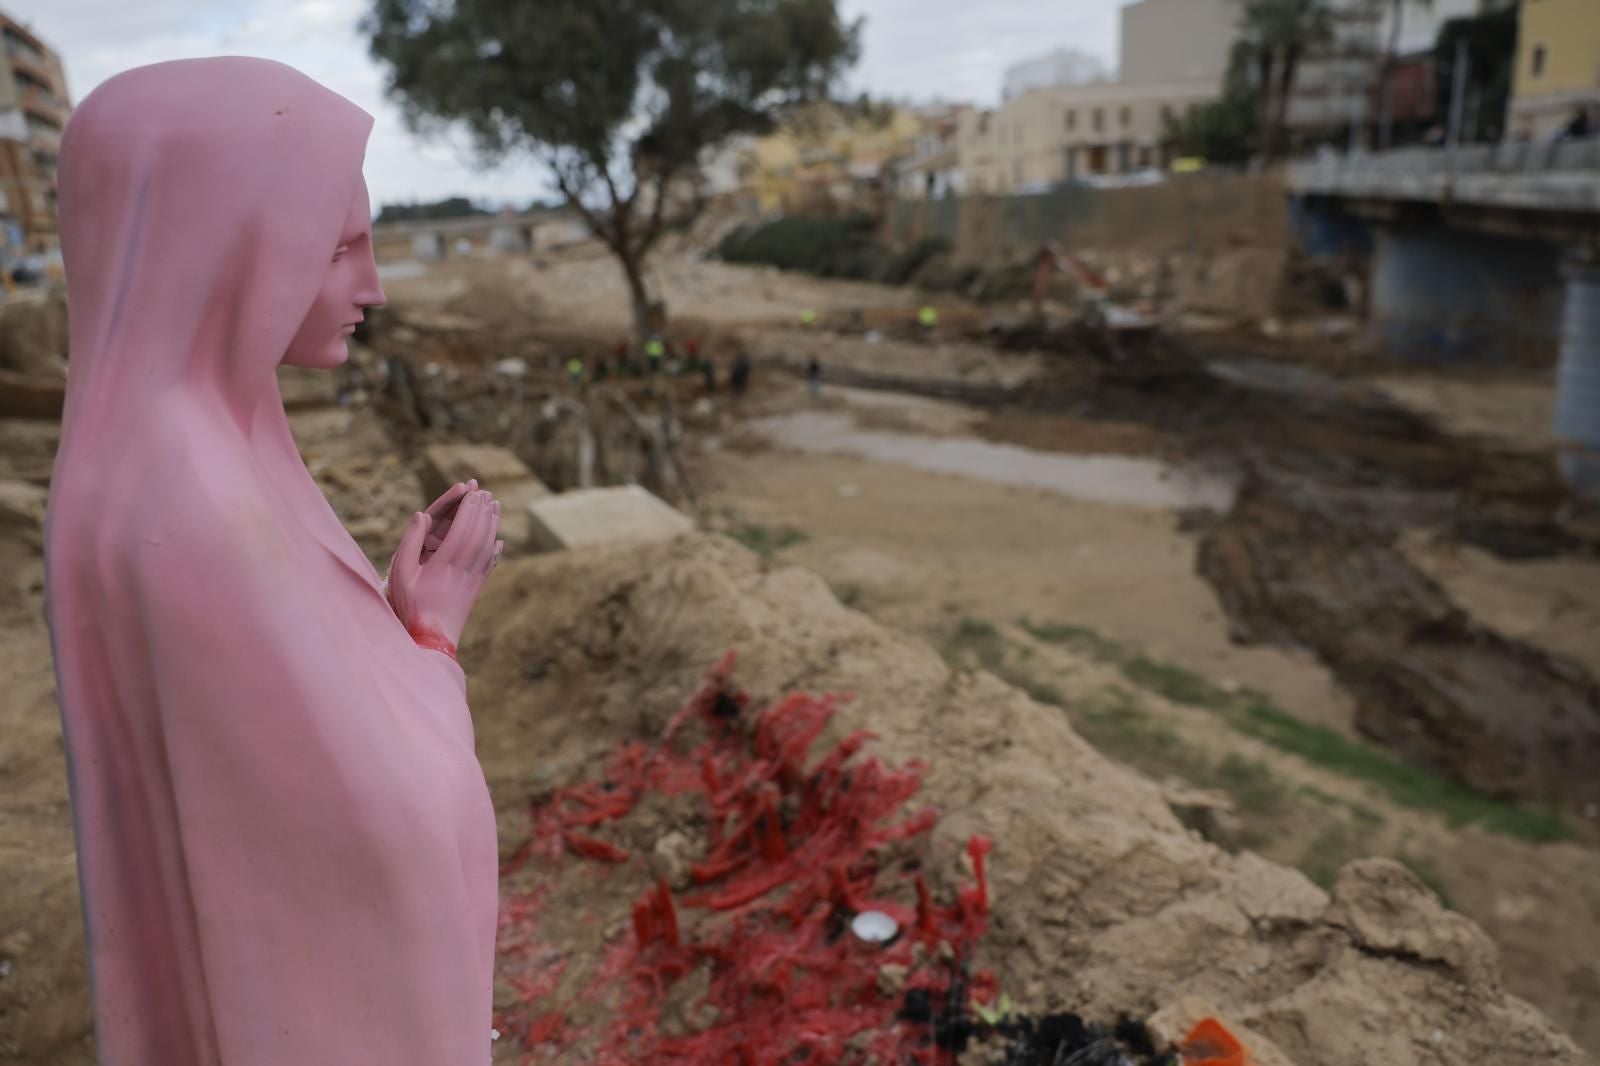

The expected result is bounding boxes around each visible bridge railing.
[1293,139,1600,180]
[1289,139,1600,215]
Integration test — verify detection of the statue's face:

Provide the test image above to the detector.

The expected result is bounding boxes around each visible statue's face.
[283,179,384,369]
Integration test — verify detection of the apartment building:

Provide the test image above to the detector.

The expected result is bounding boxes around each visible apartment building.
[0,11,70,253]
[1508,0,1600,140]
[1286,0,1508,145]
[960,0,1238,192]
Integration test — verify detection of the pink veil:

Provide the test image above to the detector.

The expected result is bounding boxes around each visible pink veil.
[46,58,497,1065]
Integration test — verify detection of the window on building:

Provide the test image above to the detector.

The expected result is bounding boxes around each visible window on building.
[1531,45,1546,78]
[1092,108,1105,133]
[1119,106,1132,129]
[1066,109,1077,131]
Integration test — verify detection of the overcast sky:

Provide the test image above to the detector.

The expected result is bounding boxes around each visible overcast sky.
[9,0,1122,209]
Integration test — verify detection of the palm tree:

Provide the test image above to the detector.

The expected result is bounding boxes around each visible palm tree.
[1239,0,1338,160]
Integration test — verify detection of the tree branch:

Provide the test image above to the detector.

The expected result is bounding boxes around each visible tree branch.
[545,152,622,256]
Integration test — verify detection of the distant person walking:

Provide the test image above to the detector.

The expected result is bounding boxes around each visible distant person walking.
[1560,104,1595,141]
[731,351,752,399]
[806,357,822,398]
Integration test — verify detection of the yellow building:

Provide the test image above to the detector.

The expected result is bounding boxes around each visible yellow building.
[735,104,923,214]
[1509,0,1600,140]
[0,12,72,253]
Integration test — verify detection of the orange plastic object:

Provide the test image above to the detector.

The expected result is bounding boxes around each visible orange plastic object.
[1181,1017,1246,1066]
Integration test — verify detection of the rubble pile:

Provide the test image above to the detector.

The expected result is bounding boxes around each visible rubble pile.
[460,534,1588,1066]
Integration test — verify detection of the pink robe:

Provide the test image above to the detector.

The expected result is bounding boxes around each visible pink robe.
[46,58,498,1065]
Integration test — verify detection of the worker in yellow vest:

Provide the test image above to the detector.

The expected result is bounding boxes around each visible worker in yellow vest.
[566,357,584,385]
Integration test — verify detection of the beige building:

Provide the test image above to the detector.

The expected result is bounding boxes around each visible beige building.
[0,12,70,253]
[960,0,1238,192]
[1507,0,1600,140]
[895,105,967,200]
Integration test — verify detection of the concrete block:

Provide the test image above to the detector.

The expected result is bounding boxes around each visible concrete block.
[525,485,694,553]
[495,479,553,549]
[421,442,546,499]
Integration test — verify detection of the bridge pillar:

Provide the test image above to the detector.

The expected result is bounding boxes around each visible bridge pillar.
[490,222,531,254]
[411,231,447,260]
[1555,262,1600,501]
[1369,226,1564,364]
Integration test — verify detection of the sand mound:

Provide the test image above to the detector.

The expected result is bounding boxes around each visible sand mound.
[464,534,1587,1066]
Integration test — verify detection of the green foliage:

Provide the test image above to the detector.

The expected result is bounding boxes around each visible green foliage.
[375,196,491,223]
[1165,39,1258,163]
[1217,753,1287,816]
[716,215,884,276]
[729,523,807,557]
[1237,0,1338,158]
[1224,696,1572,842]
[1300,823,1353,889]
[366,0,860,327]
[1122,656,1234,709]
[1023,617,1574,843]
[1163,96,1257,165]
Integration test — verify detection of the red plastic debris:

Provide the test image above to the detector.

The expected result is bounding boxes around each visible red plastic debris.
[1181,1017,1247,1066]
[562,830,630,863]
[494,652,995,1065]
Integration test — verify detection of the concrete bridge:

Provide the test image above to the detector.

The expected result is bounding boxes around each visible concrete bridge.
[1290,140,1600,243]
[370,211,589,262]
[1289,143,1600,499]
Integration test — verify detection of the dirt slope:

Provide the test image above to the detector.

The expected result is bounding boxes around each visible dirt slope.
[464,534,1589,1066]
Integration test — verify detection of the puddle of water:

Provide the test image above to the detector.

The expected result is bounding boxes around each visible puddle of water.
[377,260,430,282]
[752,411,1236,511]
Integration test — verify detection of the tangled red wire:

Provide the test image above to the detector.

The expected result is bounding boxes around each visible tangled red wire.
[495,652,995,1065]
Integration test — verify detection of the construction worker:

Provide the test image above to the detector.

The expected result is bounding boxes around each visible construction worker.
[566,356,584,385]
[645,337,665,374]
[918,306,938,330]
[800,309,817,327]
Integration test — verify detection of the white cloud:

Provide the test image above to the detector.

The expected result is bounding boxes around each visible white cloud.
[9,0,1125,206]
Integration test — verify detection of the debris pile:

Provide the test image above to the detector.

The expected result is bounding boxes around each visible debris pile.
[494,653,999,1064]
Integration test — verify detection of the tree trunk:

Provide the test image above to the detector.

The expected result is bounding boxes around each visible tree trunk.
[1378,0,1406,148]
[1275,45,1301,159]
[1257,48,1278,161]
[617,247,654,344]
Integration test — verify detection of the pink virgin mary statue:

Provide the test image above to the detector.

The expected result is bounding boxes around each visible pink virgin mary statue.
[46,57,504,1064]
